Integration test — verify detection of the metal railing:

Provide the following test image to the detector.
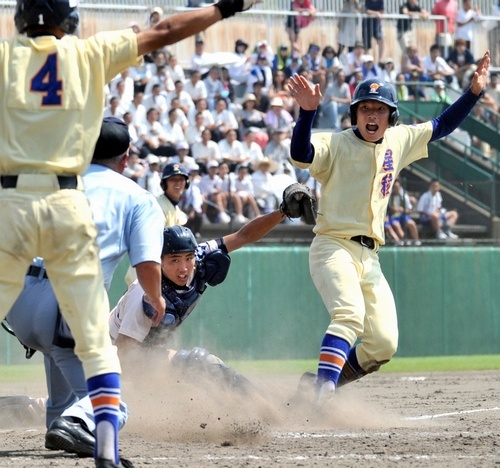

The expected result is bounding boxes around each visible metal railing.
[1,0,498,15]
[1,2,498,66]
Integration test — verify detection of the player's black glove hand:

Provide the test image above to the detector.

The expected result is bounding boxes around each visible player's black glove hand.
[215,0,262,19]
[280,183,317,225]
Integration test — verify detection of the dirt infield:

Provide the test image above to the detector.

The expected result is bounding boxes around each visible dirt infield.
[1,369,499,467]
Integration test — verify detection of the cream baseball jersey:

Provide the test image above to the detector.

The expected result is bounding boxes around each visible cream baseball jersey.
[298,122,433,244]
[0,29,140,175]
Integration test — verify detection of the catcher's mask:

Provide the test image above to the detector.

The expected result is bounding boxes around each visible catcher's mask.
[162,226,197,257]
[350,79,399,127]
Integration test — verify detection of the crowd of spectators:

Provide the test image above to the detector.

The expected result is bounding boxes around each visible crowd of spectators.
[103,5,497,240]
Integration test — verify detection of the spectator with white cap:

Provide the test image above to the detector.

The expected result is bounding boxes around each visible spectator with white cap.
[198,160,232,224]
[138,154,163,198]
[149,6,164,27]
[430,80,452,104]
[234,163,261,219]
[251,40,275,65]
[380,57,397,83]
[361,55,382,79]
[264,97,294,134]
[251,157,279,213]
[170,141,199,173]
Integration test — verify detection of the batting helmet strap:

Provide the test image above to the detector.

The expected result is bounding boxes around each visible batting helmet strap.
[350,79,399,127]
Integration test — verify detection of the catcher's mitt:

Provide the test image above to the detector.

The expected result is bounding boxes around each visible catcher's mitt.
[280,183,317,225]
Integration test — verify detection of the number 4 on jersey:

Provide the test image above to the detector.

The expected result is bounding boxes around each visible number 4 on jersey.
[30,53,62,106]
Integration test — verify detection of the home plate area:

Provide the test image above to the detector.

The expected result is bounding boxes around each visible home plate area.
[1,371,498,467]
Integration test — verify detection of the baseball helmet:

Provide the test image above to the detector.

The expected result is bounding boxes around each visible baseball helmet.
[350,79,399,127]
[15,0,79,34]
[162,226,197,257]
[161,162,190,189]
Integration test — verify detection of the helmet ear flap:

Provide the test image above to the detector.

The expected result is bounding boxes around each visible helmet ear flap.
[350,104,358,126]
[389,108,400,127]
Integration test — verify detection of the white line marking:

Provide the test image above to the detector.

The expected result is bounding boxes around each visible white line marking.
[404,406,500,420]
[147,454,500,462]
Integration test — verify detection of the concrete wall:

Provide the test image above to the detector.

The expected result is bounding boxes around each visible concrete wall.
[1,246,499,365]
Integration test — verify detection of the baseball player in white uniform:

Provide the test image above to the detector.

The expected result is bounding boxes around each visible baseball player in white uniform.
[0,0,264,466]
[287,51,490,405]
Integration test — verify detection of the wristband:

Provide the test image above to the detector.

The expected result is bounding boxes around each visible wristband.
[215,0,243,19]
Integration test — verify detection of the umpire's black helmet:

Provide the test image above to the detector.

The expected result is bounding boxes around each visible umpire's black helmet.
[162,226,197,257]
[350,79,399,127]
[15,0,79,34]
[161,163,190,189]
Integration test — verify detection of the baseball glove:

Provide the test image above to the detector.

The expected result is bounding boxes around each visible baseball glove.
[280,183,317,225]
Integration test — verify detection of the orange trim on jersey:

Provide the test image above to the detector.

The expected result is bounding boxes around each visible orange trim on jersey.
[91,395,120,407]
[320,352,345,367]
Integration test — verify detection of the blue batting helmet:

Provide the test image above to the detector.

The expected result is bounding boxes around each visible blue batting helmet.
[350,79,399,126]
[15,0,79,34]
[161,163,190,189]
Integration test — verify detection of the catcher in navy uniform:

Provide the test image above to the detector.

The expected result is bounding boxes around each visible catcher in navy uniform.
[111,183,316,366]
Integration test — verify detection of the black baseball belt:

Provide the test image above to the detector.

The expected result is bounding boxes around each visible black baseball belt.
[350,235,376,250]
[27,265,49,279]
[0,175,78,189]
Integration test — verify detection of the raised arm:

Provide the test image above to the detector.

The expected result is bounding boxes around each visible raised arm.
[430,50,490,141]
[137,0,259,56]
[288,74,321,163]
